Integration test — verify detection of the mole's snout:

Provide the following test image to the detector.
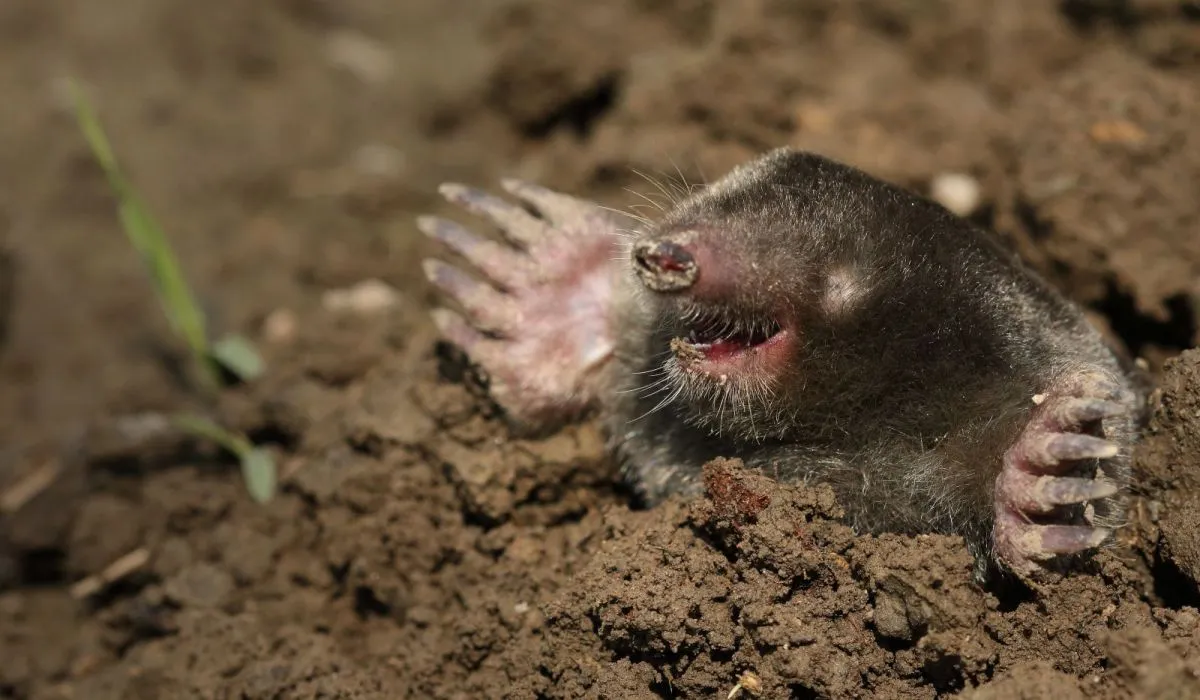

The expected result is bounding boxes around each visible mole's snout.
[632,239,699,292]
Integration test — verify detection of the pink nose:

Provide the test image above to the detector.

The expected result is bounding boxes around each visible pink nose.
[632,239,698,292]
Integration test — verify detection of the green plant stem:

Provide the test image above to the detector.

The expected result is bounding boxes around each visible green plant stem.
[69,81,221,393]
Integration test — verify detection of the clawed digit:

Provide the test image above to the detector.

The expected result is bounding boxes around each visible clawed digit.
[422,259,519,334]
[438,183,554,248]
[994,372,1134,577]
[416,216,531,290]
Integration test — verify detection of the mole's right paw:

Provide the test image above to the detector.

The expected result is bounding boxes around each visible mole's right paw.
[420,179,624,430]
[993,372,1134,579]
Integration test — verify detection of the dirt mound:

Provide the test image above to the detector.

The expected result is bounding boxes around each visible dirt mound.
[3,0,1200,698]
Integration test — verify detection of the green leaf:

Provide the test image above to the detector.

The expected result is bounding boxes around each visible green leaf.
[171,413,276,503]
[240,448,277,504]
[68,80,220,392]
[170,413,247,454]
[211,334,266,381]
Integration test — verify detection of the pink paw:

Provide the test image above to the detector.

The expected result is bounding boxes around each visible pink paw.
[420,179,624,430]
[994,371,1134,578]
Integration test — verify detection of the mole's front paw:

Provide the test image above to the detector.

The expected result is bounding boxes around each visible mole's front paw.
[420,179,623,429]
[993,372,1134,578]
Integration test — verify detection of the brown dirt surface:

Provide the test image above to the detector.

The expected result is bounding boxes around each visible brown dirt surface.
[3,1,1200,698]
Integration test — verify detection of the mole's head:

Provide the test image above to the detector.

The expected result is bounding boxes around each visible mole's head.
[626,148,954,441]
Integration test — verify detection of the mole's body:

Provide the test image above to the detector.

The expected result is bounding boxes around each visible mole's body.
[420,148,1148,579]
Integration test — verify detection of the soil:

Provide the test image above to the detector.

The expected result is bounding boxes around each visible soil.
[3,1,1200,698]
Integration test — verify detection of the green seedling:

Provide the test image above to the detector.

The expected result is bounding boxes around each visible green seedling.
[68,81,265,390]
[172,414,277,504]
[69,81,276,502]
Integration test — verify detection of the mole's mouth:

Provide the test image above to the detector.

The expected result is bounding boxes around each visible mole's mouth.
[670,311,791,370]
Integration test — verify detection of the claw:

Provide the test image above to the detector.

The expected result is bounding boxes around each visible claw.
[438,183,552,247]
[1021,432,1119,468]
[430,307,488,353]
[1051,397,1127,428]
[1042,433,1120,464]
[417,216,530,289]
[1000,469,1120,514]
[997,507,1113,567]
[501,178,608,231]
[422,260,517,334]
[1037,474,1120,506]
[1022,524,1112,558]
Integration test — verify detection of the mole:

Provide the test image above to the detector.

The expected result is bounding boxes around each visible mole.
[418,148,1150,580]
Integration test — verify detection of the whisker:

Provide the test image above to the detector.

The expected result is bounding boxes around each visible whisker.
[630,363,669,376]
[597,203,653,229]
[667,157,695,200]
[657,382,687,414]
[616,374,668,396]
[622,186,668,214]
[630,382,683,423]
[635,378,674,399]
[631,169,680,209]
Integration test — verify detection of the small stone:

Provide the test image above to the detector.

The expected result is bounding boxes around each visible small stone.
[351,143,405,178]
[321,279,401,314]
[325,30,394,85]
[794,101,836,134]
[930,172,982,218]
[164,563,233,609]
[152,537,194,578]
[1089,119,1147,145]
[729,670,763,698]
[263,308,297,343]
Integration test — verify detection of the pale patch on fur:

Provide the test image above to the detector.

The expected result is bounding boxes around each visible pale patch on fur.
[822,266,868,318]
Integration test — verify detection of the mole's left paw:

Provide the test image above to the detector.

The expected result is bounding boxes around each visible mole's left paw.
[993,372,1133,578]
[420,179,624,430]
